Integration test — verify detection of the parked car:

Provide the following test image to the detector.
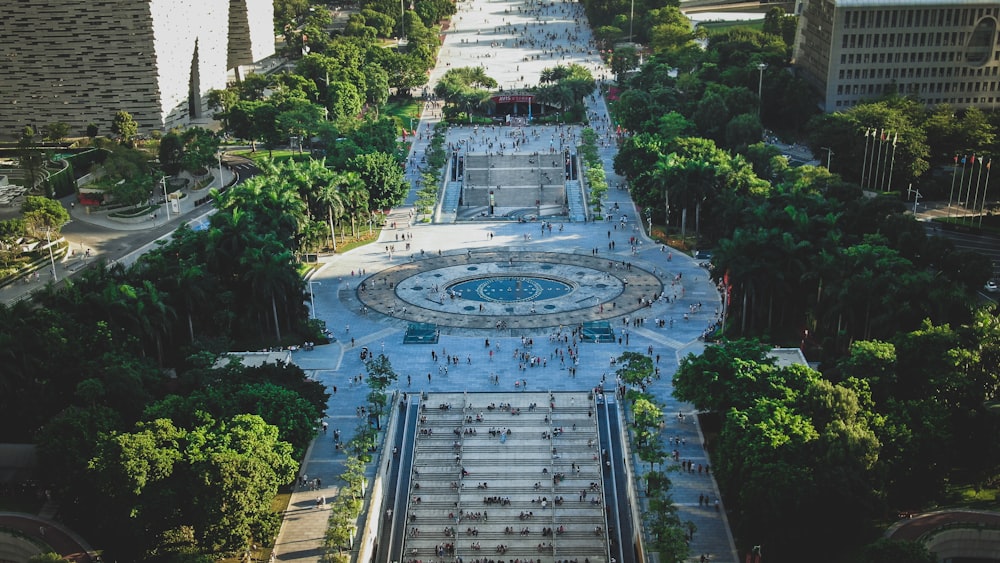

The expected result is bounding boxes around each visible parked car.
[985,280,999,293]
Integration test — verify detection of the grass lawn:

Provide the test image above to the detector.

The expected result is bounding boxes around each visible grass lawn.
[698,19,765,33]
[946,484,1000,508]
[384,98,423,133]
[229,149,308,164]
[932,213,1000,235]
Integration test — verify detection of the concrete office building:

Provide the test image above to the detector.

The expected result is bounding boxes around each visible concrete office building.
[0,0,274,139]
[793,0,1000,112]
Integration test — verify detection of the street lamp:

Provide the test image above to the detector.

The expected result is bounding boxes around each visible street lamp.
[907,184,922,214]
[757,63,767,117]
[308,281,322,319]
[45,228,57,281]
[820,147,834,170]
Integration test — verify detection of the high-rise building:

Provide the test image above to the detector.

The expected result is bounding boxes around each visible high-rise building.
[793,0,1000,112]
[0,0,274,139]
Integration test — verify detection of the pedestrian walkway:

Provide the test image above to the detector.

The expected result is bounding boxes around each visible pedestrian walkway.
[0,512,96,563]
[271,0,740,559]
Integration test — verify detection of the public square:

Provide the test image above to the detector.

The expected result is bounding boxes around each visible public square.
[270,0,737,555]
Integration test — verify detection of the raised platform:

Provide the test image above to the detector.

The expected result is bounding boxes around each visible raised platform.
[401,391,610,562]
[461,153,567,209]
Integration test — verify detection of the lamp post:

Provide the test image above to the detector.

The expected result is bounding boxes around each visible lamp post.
[308,281,322,319]
[45,228,57,281]
[757,63,767,117]
[820,147,834,171]
[907,184,922,214]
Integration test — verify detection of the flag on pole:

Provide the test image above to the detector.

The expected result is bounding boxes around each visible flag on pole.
[954,155,959,164]
[971,154,976,165]
[880,129,886,141]
[988,160,992,170]
[893,132,898,146]
[962,155,967,164]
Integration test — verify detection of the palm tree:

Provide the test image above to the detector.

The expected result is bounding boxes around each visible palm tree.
[258,182,309,250]
[175,259,211,343]
[341,180,369,241]
[317,178,346,251]
[208,208,254,282]
[241,236,300,342]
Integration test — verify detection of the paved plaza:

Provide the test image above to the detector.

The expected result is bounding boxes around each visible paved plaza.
[272,0,739,559]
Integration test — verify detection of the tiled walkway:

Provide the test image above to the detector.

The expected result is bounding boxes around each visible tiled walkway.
[271,0,741,559]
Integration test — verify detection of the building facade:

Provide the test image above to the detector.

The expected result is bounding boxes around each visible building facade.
[793,0,1000,112]
[0,0,274,139]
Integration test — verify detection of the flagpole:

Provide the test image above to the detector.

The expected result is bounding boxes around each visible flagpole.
[958,156,969,212]
[947,155,959,218]
[867,129,880,190]
[873,129,885,191]
[978,160,991,228]
[886,132,899,192]
[971,157,985,226]
[965,155,977,224]
[860,128,872,188]
[880,130,892,191]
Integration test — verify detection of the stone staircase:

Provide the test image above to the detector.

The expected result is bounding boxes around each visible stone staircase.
[566,180,587,222]
[438,181,463,222]
[401,391,610,562]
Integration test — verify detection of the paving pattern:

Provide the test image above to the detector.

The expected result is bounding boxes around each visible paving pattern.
[358,250,662,330]
[400,391,609,562]
[271,0,743,558]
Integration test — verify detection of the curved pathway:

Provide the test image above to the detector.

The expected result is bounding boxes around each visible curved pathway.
[0,513,95,563]
[886,509,1000,541]
[359,250,662,330]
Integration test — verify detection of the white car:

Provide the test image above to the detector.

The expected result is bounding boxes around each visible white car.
[986,280,999,293]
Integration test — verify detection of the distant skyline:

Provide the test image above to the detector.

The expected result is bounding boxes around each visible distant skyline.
[0,0,274,139]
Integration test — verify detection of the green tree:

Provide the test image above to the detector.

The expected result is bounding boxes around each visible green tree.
[326,81,365,123]
[43,122,71,143]
[21,195,70,238]
[348,151,406,211]
[111,110,139,145]
[615,351,654,387]
[17,127,46,194]
[673,339,774,412]
[159,132,185,176]
[856,538,936,563]
[724,113,763,153]
[180,127,220,172]
[242,236,299,341]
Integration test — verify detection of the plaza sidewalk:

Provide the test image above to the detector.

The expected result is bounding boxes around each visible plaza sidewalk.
[271,0,739,560]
